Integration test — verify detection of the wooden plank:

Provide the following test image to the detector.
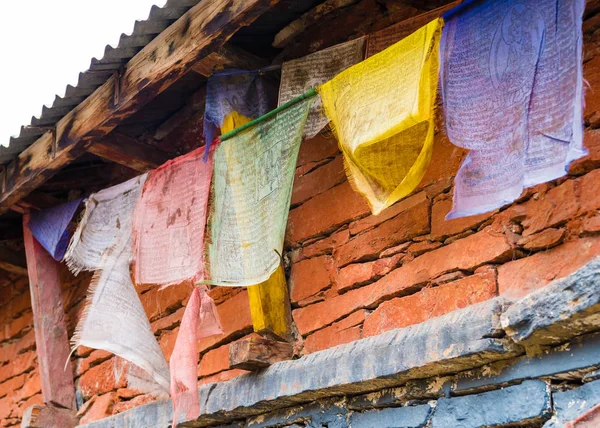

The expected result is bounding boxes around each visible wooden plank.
[0,246,27,275]
[88,132,170,172]
[23,215,76,409]
[229,335,294,370]
[191,43,269,76]
[247,264,292,340]
[0,0,280,214]
[21,405,78,428]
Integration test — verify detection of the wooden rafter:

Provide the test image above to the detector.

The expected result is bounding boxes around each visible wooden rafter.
[0,0,280,214]
[191,43,270,77]
[88,132,170,172]
[0,247,27,276]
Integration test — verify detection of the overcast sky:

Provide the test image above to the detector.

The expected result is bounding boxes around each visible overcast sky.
[0,0,166,147]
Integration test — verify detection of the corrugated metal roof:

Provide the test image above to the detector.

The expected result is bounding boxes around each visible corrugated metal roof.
[0,0,201,166]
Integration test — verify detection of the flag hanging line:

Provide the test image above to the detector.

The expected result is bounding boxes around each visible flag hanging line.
[214,87,318,143]
[209,64,282,77]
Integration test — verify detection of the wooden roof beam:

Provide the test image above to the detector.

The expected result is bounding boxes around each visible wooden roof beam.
[88,132,170,172]
[0,0,280,214]
[0,247,27,276]
[191,43,270,77]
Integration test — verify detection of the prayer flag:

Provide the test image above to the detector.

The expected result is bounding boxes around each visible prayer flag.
[279,37,366,139]
[441,0,586,219]
[67,175,170,394]
[318,19,443,215]
[133,146,214,287]
[27,199,82,261]
[204,71,273,154]
[170,285,222,426]
[207,97,313,286]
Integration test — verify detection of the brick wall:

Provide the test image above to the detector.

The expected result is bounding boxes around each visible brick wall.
[1,1,600,425]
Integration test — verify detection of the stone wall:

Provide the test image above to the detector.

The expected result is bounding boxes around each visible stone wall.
[1,0,600,425]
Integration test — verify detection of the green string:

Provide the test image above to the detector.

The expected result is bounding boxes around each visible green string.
[218,87,318,142]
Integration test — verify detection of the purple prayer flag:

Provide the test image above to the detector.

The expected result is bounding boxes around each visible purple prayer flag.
[441,0,586,219]
[203,70,274,158]
[27,198,83,261]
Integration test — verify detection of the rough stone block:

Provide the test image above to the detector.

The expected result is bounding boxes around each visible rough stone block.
[246,398,348,428]
[349,404,432,427]
[553,379,600,423]
[432,380,551,428]
[455,332,600,393]
[501,258,600,347]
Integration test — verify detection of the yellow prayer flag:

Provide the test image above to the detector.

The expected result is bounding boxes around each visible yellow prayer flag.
[318,18,443,215]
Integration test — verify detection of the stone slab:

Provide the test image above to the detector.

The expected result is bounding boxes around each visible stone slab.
[554,379,600,423]
[501,258,600,347]
[431,380,551,428]
[455,332,600,393]
[349,404,432,427]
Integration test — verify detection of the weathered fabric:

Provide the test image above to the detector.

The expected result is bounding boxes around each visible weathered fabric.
[441,0,586,219]
[133,146,214,287]
[318,20,443,215]
[28,199,82,261]
[204,70,272,154]
[279,37,366,139]
[207,97,312,286]
[65,175,147,274]
[67,175,170,394]
[170,285,222,426]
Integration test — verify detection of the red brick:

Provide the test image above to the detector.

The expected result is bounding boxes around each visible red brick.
[79,392,117,425]
[349,192,429,236]
[582,213,600,233]
[0,396,13,420]
[286,181,370,245]
[19,370,40,401]
[407,240,443,256]
[209,286,244,305]
[6,290,31,320]
[499,236,600,299]
[431,196,493,240]
[112,394,155,415]
[579,169,600,214]
[415,133,467,192]
[0,343,16,366]
[379,242,412,258]
[13,329,35,356]
[151,307,184,335]
[431,271,467,285]
[290,256,334,303]
[140,282,193,322]
[584,56,600,126]
[294,227,512,335]
[0,351,36,383]
[76,349,112,377]
[0,373,26,398]
[303,310,366,354]
[333,196,430,267]
[3,312,32,341]
[336,254,403,294]
[158,327,179,362]
[297,292,327,307]
[199,342,231,378]
[521,179,579,236]
[14,393,42,419]
[198,368,250,386]
[292,156,346,206]
[77,358,128,400]
[198,290,253,354]
[517,227,565,251]
[296,134,339,167]
[363,267,497,337]
[423,177,453,199]
[570,129,600,175]
[299,229,350,260]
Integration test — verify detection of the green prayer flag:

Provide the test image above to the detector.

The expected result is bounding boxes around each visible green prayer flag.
[207,97,313,286]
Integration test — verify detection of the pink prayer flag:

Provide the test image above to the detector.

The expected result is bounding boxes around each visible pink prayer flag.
[170,286,222,426]
[133,146,215,287]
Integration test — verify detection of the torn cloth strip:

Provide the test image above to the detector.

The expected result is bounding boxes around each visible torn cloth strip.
[318,19,443,215]
[133,146,214,287]
[170,285,222,426]
[64,175,147,274]
[441,0,586,219]
[279,37,366,139]
[203,70,274,157]
[207,97,313,286]
[27,198,82,261]
[67,175,170,394]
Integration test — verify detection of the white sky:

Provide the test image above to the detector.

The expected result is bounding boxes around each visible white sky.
[0,0,166,147]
